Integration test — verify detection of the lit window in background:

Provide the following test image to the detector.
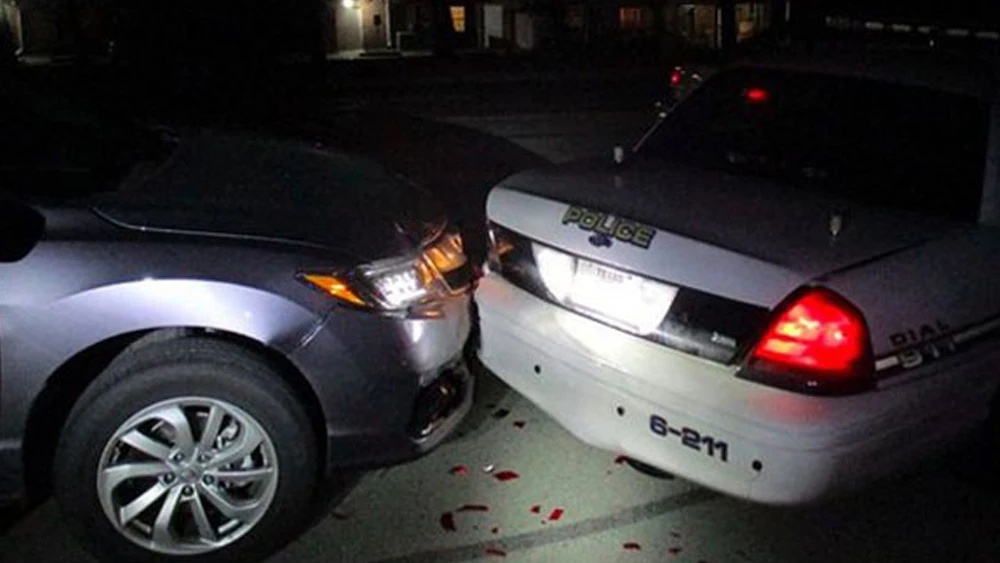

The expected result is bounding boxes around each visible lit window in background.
[619,7,645,30]
[450,6,466,32]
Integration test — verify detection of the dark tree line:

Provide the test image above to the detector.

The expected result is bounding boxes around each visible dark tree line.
[0,0,331,67]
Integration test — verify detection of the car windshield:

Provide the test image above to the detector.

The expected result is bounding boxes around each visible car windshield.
[638,67,990,222]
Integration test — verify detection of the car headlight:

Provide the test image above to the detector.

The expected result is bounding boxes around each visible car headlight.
[300,232,469,314]
[363,257,437,309]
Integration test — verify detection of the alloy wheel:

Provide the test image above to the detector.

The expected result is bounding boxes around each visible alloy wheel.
[96,397,279,555]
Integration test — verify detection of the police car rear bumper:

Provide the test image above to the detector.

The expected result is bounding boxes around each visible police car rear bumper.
[476,273,998,504]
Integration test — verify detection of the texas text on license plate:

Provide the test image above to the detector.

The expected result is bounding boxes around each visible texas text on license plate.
[570,259,660,332]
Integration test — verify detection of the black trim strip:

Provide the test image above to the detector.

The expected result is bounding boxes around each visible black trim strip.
[874,314,1000,379]
[489,223,769,364]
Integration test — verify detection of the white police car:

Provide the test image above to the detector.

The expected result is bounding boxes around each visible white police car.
[476,37,1000,504]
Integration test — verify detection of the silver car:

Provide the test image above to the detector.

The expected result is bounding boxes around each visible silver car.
[1,77,474,561]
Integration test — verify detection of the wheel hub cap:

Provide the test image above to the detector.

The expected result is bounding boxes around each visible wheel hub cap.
[177,467,198,483]
[96,397,279,556]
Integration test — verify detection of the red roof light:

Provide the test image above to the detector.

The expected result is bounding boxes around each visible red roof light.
[745,88,770,103]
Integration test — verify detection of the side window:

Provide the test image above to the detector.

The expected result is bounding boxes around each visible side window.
[0,200,45,262]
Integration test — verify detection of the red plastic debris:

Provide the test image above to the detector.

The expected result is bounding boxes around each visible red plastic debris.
[485,548,507,558]
[494,470,520,482]
[547,508,565,521]
[439,512,457,532]
[615,455,628,465]
[530,505,542,514]
[450,465,468,476]
[491,527,500,534]
[492,408,511,420]
[668,546,683,555]
[513,420,526,429]
[623,542,642,551]
[457,504,490,513]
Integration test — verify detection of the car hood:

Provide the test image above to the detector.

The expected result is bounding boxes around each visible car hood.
[92,130,445,261]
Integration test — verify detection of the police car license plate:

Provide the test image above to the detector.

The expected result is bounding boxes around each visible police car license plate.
[571,260,648,330]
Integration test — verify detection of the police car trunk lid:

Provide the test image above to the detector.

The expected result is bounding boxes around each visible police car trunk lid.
[487,158,961,363]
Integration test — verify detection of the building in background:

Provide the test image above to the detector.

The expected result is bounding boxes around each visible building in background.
[391,0,434,50]
[334,0,391,52]
[1,0,22,57]
[0,0,787,63]
[404,0,782,56]
[1,0,111,61]
[5,0,999,64]
[671,0,776,49]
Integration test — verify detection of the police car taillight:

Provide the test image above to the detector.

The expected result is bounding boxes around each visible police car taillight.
[740,288,874,395]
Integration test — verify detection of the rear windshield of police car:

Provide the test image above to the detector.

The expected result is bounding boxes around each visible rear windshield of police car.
[640,67,990,223]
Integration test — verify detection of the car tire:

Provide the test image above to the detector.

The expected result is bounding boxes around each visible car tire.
[53,337,319,563]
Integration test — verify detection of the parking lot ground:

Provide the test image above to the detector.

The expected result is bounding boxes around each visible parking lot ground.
[268,366,1000,563]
